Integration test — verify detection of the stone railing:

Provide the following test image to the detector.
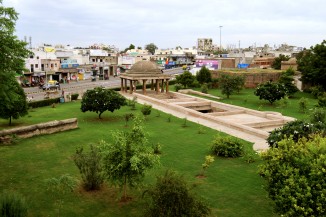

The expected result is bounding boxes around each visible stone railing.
[0,118,78,144]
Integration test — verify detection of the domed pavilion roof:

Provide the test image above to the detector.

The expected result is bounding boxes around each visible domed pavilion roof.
[127,60,162,75]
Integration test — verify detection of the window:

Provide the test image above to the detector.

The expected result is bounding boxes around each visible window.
[35,64,38,68]
[36,56,39,59]
[55,63,57,67]
[51,64,54,68]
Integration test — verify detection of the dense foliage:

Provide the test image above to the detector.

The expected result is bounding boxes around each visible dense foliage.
[271,54,290,70]
[218,74,245,98]
[0,1,31,125]
[141,104,152,117]
[143,170,211,217]
[267,112,326,148]
[254,81,286,104]
[196,66,212,84]
[297,40,326,89]
[99,117,159,199]
[144,43,158,55]
[175,71,196,88]
[210,135,244,157]
[73,145,104,191]
[260,135,326,217]
[278,68,299,97]
[80,87,126,119]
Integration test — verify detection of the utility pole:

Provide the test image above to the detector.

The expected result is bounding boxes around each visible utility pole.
[219,26,223,53]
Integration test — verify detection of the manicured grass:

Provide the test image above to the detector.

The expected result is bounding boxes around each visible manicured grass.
[0,101,278,216]
[191,88,318,120]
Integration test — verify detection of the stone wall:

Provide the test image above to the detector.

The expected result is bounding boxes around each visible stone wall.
[0,118,78,144]
[211,70,281,88]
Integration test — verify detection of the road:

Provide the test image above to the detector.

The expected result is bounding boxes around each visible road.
[24,68,185,101]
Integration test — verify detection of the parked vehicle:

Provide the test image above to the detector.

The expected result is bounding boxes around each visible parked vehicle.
[42,80,60,91]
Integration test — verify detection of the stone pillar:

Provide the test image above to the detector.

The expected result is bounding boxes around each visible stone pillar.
[120,78,124,91]
[155,79,159,94]
[130,80,133,94]
[161,79,164,93]
[142,79,147,94]
[151,79,154,90]
[124,79,128,93]
[166,79,169,93]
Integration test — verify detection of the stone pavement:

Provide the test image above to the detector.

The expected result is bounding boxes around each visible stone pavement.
[121,91,294,152]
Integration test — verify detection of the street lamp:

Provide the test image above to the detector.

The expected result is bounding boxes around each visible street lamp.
[219,26,223,53]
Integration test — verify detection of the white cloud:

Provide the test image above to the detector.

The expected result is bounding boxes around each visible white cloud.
[3,0,326,49]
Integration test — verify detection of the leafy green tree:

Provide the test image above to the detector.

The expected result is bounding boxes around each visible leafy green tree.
[141,104,152,118]
[254,81,286,104]
[145,43,158,55]
[260,135,326,217]
[0,1,31,125]
[196,66,212,84]
[233,75,245,93]
[73,144,104,191]
[81,87,127,119]
[99,117,159,200]
[271,54,290,69]
[278,68,299,97]
[123,44,135,53]
[143,170,211,217]
[175,71,195,88]
[219,74,237,99]
[297,40,326,89]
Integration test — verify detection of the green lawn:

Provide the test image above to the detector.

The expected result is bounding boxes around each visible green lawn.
[190,88,317,120]
[0,101,278,217]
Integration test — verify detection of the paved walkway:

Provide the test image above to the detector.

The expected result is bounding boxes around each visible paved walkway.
[121,92,271,152]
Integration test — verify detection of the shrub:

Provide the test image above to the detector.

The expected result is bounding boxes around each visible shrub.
[201,84,208,94]
[72,145,104,191]
[143,170,211,217]
[196,66,212,84]
[267,120,325,148]
[128,96,137,110]
[254,81,286,104]
[124,113,134,126]
[28,98,60,108]
[210,135,244,157]
[260,135,326,217]
[141,104,152,117]
[309,85,324,98]
[298,97,308,113]
[174,83,182,92]
[310,108,326,124]
[317,92,326,107]
[152,143,162,155]
[0,191,28,217]
[71,93,79,100]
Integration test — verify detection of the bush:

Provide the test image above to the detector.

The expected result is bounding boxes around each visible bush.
[141,104,152,117]
[310,108,326,124]
[28,98,60,108]
[72,145,104,191]
[143,170,211,217]
[309,85,324,98]
[298,97,308,113]
[174,83,182,92]
[260,135,326,217]
[0,191,28,217]
[152,143,162,155]
[71,93,79,100]
[201,84,208,94]
[210,135,244,157]
[317,92,326,107]
[196,66,212,84]
[267,120,325,148]
[254,81,286,104]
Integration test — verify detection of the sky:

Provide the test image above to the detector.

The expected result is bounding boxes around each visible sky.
[3,0,326,50]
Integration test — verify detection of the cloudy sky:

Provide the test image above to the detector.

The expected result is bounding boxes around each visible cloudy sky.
[3,0,326,50]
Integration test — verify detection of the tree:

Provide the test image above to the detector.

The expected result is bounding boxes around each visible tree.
[297,40,326,89]
[123,44,135,52]
[0,1,31,125]
[278,68,299,97]
[145,43,158,55]
[141,104,152,118]
[254,81,286,104]
[271,54,290,70]
[143,170,211,217]
[73,144,104,191]
[196,66,212,84]
[259,135,326,217]
[80,87,127,119]
[176,71,195,88]
[219,74,237,99]
[99,117,159,200]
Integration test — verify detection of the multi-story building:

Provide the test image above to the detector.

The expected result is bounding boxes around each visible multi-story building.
[197,38,213,51]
